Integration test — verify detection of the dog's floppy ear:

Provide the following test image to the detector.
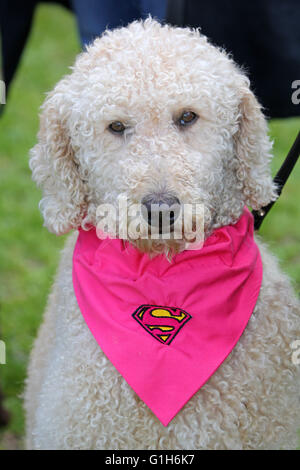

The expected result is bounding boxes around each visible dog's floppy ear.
[30,77,87,235]
[234,86,277,210]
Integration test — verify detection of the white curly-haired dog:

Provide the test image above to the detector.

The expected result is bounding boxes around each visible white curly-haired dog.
[25,19,300,450]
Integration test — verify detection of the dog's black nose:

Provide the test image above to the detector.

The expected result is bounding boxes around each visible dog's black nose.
[141,193,181,231]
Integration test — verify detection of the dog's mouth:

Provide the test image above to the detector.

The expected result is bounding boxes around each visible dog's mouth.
[95,194,207,257]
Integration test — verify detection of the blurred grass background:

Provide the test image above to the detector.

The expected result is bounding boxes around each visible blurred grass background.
[0,3,299,450]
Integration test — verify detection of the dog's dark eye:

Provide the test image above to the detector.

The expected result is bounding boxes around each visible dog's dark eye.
[177,111,198,127]
[109,121,126,134]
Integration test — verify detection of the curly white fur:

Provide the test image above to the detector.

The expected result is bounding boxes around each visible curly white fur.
[25,19,299,449]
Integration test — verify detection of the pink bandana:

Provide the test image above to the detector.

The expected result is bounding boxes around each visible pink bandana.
[72,207,262,426]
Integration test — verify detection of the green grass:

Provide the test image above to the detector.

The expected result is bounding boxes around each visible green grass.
[0,4,79,448]
[261,119,300,290]
[0,3,299,449]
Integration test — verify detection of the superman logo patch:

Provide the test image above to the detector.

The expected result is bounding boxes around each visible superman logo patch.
[132,305,192,345]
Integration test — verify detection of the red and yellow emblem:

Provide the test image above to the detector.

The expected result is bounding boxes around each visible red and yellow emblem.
[132,305,192,345]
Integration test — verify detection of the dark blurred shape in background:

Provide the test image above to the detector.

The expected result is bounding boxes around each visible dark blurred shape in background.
[71,0,167,46]
[0,387,10,426]
[166,0,300,118]
[0,0,300,114]
[2,0,299,118]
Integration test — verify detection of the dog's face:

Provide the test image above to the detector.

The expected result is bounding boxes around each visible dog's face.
[30,19,276,255]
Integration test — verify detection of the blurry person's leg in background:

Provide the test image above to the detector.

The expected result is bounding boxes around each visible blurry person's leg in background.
[0,0,36,99]
[0,0,71,108]
[71,0,167,47]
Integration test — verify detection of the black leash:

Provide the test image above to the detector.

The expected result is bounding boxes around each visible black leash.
[252,130,300,230]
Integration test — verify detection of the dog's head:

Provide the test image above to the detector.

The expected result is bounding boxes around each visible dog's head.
[30,19,276,255]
